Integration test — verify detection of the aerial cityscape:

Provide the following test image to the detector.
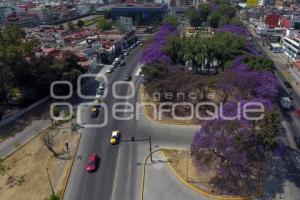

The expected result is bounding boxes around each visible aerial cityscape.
[0,0,300,200]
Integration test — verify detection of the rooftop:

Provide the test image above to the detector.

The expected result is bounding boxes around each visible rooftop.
[111,3,167,10]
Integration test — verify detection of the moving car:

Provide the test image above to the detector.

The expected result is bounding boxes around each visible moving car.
[123,73,131,81]
[91,107,99,118]
[280,97,292,109]
[110,130,120,145]
[94,99,101,108]
[86,153,97,172]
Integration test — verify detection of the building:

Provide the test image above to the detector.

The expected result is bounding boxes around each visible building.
[281,30,300,60]
[279,15,300,30]
[177,0,196,7]
[110,3,168,25]
[6,12,40,27]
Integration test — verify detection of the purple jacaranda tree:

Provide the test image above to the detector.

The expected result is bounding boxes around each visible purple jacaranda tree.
[210,1,219,13]
[217,25,249,37]
[191,118,256,181]
[140,24,176,65]
[217,60,279,103]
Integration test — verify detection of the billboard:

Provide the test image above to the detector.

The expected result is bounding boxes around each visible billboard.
[247,0,259,7]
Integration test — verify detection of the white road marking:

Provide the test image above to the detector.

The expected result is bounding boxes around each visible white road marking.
[111,146,122,200]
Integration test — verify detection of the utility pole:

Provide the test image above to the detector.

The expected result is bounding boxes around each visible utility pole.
[46,168,55,195]
[149,136,153,162]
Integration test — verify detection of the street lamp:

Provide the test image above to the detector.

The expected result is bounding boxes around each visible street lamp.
[46,168,55,195]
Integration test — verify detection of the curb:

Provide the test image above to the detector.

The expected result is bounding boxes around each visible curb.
[160,149,263,200]
[139,86,201,127]
[59,132,82,200]
[1,124,52,160]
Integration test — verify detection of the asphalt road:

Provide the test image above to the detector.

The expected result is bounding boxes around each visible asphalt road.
[63,45,144,200]
[63,41,199,200]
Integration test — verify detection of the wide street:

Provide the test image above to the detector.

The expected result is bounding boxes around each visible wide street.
[63,44,198,200]
[62,23,300,200]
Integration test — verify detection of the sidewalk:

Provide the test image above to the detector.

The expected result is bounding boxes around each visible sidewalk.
[0,119,51,159]
[143,151,209,200]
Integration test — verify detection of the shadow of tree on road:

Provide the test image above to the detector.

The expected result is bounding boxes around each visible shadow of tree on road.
[260,145,300,200]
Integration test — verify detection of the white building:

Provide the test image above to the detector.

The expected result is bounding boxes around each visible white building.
[281,30,300,60]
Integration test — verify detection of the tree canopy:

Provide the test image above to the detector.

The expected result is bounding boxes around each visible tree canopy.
[0,24,84,115]
[97,17,112,31]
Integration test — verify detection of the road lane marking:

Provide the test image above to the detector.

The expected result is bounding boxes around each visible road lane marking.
[111,146,122,200]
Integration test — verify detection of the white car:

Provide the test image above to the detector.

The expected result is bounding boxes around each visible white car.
[98,82,105,90]
[123,52,129,56]
[95,90,103,98]
[112,61,119,67]
[106,67,113,73]
[114,57,120,62]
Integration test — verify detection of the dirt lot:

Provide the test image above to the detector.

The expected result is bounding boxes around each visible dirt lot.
[162,149,261,198]
[0,121,80,200]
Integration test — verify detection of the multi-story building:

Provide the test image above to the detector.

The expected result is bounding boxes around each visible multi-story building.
[281,30,300,60]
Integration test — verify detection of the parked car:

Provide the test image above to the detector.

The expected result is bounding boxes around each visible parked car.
[98,82,105,90]
[295,137,300,149]
[86,153,98,172]
[123,52,129,56]
[284,81,292,88]
[120,61,125,66]
[295,108,300,117]
[95,90,103,98]
[106,67,113,73]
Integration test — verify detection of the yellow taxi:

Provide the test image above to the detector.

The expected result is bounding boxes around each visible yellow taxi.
[110,130,120,145]
[91,107,99,118]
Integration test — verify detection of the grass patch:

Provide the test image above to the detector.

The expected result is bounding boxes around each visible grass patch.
[162,149,261,199]
[0,122,80,200]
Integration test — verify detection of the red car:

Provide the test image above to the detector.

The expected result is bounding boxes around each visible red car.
[295,108,300,117]
[86,153,97,172]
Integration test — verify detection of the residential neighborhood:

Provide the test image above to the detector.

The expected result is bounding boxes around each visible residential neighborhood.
[0,0,300,200]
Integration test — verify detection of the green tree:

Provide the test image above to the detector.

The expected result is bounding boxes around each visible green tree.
[45,194,59,200]
[97,17,112,31]
[255,108,282,150]
[186,7,201,28]
[59,24,64,29]
[198,3,211,23]
[163,35,181,64]
[163,16,178,26]
[208,12,221,28]
[245,56,274,71]
[218,15,230,27]
[77,20,85,29]
[229,17,243,26]
[67,21,76,31]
